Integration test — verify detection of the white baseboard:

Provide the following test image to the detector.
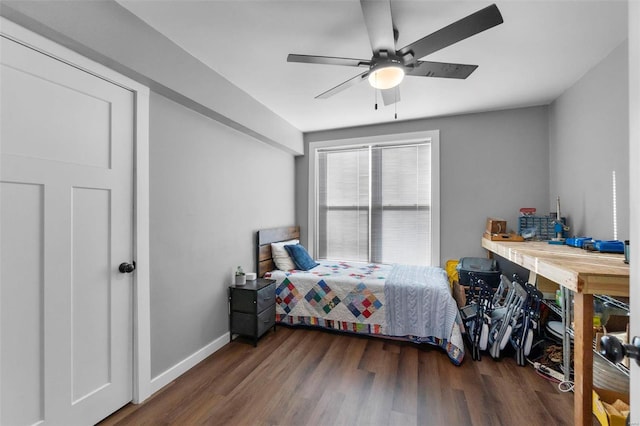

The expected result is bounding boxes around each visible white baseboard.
[147,332,230,398]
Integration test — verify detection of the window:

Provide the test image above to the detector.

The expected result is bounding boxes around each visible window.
[310,131,439,266]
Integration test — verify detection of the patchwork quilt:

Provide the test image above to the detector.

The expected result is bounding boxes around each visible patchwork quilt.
[265,261,464,365]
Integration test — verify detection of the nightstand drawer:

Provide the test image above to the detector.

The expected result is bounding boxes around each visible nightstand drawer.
[230,290,255,313]
[231,312,251,336]
[230,304,275,338]
[257,304,276,337]
[256,282,275,312]
[230,311,255,336]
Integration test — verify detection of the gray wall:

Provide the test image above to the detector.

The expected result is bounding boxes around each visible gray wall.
[149,92,294,377]
[549,41,629,240]
[300,106,550,266]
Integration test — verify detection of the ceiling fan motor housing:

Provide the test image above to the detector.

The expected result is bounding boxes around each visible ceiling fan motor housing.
[370,51,404,67]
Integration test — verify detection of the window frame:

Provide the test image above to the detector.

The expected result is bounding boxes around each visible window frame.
[308,130,440,266]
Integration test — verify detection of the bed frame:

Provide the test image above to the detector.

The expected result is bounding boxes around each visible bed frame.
[256,225,300,278]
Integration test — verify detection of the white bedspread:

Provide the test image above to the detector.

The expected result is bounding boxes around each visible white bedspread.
[384,264,458,340]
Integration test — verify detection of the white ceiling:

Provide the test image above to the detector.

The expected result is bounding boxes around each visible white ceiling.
[118,1,628,133]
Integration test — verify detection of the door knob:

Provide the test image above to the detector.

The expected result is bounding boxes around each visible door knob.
[119,261,136,273]
[599,335,640,366]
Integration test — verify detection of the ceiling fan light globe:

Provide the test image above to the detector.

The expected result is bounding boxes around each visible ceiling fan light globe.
[368,65,405,90]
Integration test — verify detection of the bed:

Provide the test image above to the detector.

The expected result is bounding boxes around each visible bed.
[256,226,465,365]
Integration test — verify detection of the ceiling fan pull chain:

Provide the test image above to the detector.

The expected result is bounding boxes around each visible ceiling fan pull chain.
[394,88,398,119]
[374,84,378,110]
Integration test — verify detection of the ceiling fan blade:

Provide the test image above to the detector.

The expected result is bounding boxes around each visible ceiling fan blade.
[398,4,503,62]
[381,87,400,106]
[316,71,369,99]
[407,61,478,79]
[360,0,396,54]
[287,54,371,68]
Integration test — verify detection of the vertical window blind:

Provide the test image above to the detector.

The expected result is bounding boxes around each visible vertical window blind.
[317,142,432,266]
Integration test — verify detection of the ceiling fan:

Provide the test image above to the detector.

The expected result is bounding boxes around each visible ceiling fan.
[287,1,503,106]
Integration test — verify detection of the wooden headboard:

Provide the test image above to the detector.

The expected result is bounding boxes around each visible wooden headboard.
[256,226,300,277]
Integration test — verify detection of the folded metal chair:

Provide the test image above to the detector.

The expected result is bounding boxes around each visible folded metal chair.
[488,278,527,359]
[511,282,543,366]
[490,274,518,319]
[460,275,494,361]
[491,274,513,307]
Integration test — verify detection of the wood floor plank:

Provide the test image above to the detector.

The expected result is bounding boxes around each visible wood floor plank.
[100,327,576,426]
[334,368,375,425]
[392,346,419,416]
[306,389,346,426]
[357,338,386,372]
[296,332,353,399]
[419,350,449,425]
[355,349,397,425]
[448,388,474,425]
[534,389,577,426]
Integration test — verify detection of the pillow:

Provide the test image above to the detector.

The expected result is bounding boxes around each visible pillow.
[271,239,299,271]
[284,244,319,271]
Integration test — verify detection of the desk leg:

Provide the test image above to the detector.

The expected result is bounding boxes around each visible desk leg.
[573,292,594,426]
[562,288,571,381]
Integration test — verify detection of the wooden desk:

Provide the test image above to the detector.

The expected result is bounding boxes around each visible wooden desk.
[481,238,629,426]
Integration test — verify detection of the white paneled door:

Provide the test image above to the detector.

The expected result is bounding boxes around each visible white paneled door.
[1,35,134,425]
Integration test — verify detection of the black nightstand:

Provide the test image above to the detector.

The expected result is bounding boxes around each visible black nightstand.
[228,278,276,346]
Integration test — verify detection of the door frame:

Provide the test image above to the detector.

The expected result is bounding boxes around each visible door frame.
[629,0,639,418]
[0,17,153,404]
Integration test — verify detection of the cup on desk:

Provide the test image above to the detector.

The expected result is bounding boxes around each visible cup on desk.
[624,240,629,264]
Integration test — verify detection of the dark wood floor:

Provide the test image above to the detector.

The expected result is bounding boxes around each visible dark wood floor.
[100,326,577,426]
